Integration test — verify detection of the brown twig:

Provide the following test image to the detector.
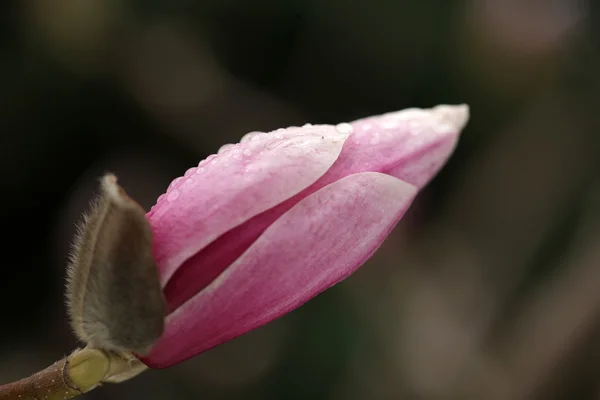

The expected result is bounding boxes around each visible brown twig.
[0,348,148,400]
[0,356,81,400]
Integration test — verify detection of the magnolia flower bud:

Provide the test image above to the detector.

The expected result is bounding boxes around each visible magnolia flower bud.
[66,174,165,355]
[141,104,470,368]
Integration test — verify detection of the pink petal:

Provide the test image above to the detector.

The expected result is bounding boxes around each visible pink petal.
[142,172,417,368]
[148,127,351,286]
[159,105,469,312]
[317,104,469,189]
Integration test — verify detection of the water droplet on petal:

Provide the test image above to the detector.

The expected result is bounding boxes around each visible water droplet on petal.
[302,123,312,128]
[184,168,195,177]
[167,190,180,201]
[336,123,353,134]
[182,177,195,188]
[168,177,183,190]
[218,144,235,153]
[253,132,269,141]
[241,131,262,142]
[195,167,205,174]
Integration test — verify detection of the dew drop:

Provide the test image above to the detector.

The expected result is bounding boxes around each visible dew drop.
[252,132,269,141]
[195,167,205,174]
[182,177,195,188]
[218,143,235,153]
[336,123,353,134]
[184,167,195,177]
[168,177,183,190]
[302,123,312,128]
[167,190,180,201]
[241,131,262,142]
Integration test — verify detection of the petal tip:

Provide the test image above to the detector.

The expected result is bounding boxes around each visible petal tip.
[431,103,470,134]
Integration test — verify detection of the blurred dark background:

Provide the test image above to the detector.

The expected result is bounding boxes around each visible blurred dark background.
[2,0,600,399]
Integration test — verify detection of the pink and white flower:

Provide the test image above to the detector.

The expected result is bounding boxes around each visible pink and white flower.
[140,104,469,368]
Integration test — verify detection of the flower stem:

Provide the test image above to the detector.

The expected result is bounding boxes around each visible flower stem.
[0,356,82,400]
[0,348,148,400]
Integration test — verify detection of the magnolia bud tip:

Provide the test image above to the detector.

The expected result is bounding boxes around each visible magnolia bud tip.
[431,103,470,133]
